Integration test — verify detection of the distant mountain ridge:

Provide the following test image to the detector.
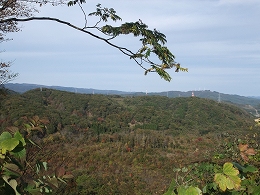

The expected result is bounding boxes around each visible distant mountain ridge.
[4,83,132,95]
[4,83,260,117]
[0,87,255,135]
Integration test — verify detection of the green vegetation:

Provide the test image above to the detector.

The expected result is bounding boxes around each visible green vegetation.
[0,122,73,194]
[0,89,259,194]
[0,88,254,135]
[2,1,259,194]
[163,140,260,195]
[4,83,260,118]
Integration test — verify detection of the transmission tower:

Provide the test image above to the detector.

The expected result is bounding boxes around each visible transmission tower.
[218,93,221,103]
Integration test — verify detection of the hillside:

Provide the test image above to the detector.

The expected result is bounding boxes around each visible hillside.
[5,83,260,117]
[135,90,260,116]
[0,88,259,194]
[0,88,255,134]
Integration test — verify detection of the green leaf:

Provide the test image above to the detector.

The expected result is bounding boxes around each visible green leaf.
[144,48,151,58]
[177,186,202,195]
[3,163,21,177]
[252,186,260,195]
[23,123,32,130]
[233,162,258,174]
[214,163,241,191]
[14,131,26,146]
[214,173,227,191]
[223,162,239,176]
[11,147,26,159]
[36,161,48,174]
[163,179,176,195]
[24,180,36,190]
[42,186,52,193]
[232,162,246,172]
[228,175,241,189]
[42,161,48,171]
[181,167,189,173]
[9,179,20,195]
[225,175,235,190]
[0,131,12,142]
[0,138,20,154]
[244,165,258,173]
[186,186,202,195]
[2,176,21,195]
[177,186,186,195]
[202,185,207,193]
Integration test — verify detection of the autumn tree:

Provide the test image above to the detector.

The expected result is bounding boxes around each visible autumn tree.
[0,0,187,82]
[0,61,18,87]
[0,0,37,41]
[0,0,36,87]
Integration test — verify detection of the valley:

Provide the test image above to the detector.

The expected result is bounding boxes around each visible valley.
[0,88,259,194]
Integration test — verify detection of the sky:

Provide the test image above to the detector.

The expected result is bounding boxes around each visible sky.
[1,0,260,96]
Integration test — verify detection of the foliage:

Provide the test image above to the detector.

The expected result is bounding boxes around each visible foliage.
[0,0,37,42]
[239,143,257,162]
[0,1,187,81]
[0,122,72,194]
[87,3,187,81]
[0,89,256,136]
[0,61,18,86]
[214,162,241,191]
[2,1,259,194]
[164,138,260,195]
[0,89,259,194]
[255,118,260,127]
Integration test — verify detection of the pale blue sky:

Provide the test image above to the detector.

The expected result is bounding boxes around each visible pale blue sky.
[1,0,260,96]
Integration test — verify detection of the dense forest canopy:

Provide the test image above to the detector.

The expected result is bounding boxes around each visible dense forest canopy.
[0,88,255,135]
[0,89,259,194]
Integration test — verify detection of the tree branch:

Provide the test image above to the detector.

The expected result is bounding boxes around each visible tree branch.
[0,16,148,69]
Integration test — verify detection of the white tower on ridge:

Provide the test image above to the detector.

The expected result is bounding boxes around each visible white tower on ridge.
[218,93,221,103]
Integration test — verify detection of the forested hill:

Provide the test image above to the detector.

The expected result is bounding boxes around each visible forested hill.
[1,88,259,194]
[0,88,255,135]
[134,90,260,115]
[4,83,260,116]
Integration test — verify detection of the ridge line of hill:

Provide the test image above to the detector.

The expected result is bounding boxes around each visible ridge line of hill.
[3,83,260,117]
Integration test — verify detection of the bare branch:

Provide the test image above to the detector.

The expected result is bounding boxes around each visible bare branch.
[0,60,18,85]
[77,1,87,28]
[0,2,187,81]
